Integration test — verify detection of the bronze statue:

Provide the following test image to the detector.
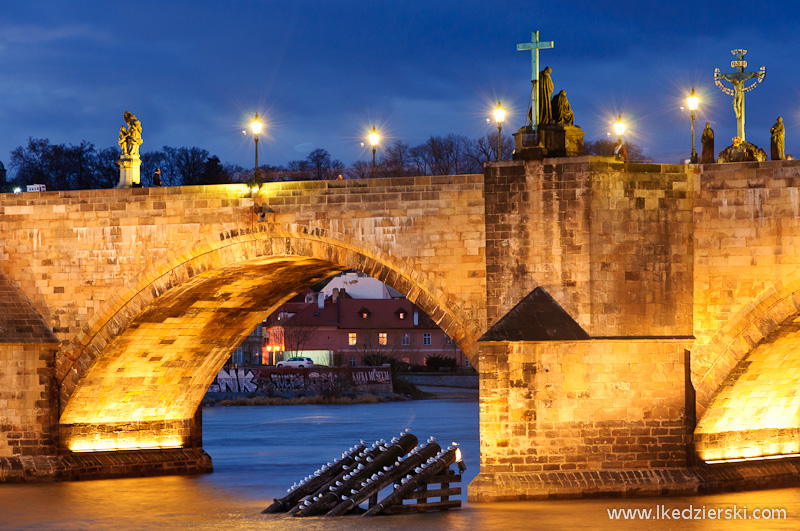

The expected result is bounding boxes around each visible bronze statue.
[550,90,574,126]
[538,66,553,125]
[770,117,785,160]
[700,122,715,164]
[119,111,143,158]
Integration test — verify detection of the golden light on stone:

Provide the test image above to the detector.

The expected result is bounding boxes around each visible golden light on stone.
[69,436,184,453]
[613,114,626,137]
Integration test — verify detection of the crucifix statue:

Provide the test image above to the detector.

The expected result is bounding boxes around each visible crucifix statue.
[714,49,766,142]
[517,30,554,130]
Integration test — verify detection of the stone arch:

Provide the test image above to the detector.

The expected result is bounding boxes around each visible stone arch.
[693,271,800,460]
[57,224,481,449]
[693,271,800,414]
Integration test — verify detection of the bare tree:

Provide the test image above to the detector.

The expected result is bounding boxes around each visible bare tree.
[279,321,320,355]
[466,132,514,169]
[345,160,371,179]
[380,140,415,177]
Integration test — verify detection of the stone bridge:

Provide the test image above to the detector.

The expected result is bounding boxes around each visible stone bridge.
[3,158,800,499]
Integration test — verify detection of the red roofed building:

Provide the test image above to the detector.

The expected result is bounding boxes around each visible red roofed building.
[261,290,468,368]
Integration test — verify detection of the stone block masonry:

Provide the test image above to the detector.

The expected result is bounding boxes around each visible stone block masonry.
[4,158,800,495]
[484,158,694,337]
[470,339,695,500]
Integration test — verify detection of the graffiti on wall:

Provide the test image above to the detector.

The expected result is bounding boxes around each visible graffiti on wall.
[208,368,258,392]
[207,366,393,394]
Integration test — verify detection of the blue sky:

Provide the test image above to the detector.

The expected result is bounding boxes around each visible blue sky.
[2,1,799,171]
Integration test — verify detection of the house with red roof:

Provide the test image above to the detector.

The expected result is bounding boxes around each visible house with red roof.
[259,290,468,368]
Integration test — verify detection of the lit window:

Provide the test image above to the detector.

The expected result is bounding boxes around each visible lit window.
[349,357,358,367]
[423,333,431,345]
[402,333,410,346]
[379,332,387,345]
[349,333,357,346]
[402,357,410,364]
[359,308,370,319]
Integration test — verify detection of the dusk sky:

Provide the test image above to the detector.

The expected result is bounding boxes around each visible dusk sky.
[2,1,799,173]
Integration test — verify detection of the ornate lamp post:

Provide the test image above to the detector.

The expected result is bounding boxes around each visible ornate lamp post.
[614,114,626,140]
[368,126,380,179]
[251,114,263,188]
[687,87,699,163]
[494,101,506,161]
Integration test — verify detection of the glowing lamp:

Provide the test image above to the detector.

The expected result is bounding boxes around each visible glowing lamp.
[368,126,380,179]
[251,113,263,136]
[251,113,263,189]
[368,126,380,148]
[687,87,699,112]
[614,114,626,137]
[494,101,506,161]
[493,101,506,124]
[687,88,699,163]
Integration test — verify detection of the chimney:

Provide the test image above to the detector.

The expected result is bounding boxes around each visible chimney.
[331,287,340,303]
[318,293,325,309]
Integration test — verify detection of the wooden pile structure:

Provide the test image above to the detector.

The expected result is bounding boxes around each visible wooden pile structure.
[263,430,465,517]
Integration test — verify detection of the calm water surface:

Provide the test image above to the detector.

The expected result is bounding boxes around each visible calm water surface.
[1,398,799,530]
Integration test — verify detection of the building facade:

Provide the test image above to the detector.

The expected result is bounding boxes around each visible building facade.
[261,289,468,368]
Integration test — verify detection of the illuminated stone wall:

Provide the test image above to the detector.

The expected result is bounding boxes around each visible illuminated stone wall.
[691,160,800,413]
[484,159,694,336]
[1,177,486,456]
[694,315,800,461]
[0,272,59,459]
[470,339,695,500]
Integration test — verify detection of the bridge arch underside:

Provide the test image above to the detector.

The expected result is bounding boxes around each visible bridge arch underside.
[58,233,479,453]
[695,314,800,461]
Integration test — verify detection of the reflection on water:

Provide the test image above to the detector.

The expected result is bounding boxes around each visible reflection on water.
[1,399,799,530]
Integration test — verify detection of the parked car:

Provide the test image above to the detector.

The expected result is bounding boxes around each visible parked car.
[276,356,315,368]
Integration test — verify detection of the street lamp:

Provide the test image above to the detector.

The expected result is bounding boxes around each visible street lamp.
[687,87,699,163]
[614,114,626,139]
[251,113,263,188]
[494,101,506,161]
[368,126,380,179]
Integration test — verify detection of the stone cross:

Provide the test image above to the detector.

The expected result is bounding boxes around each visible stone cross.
[714,49,766,142]
[517,30,554,129]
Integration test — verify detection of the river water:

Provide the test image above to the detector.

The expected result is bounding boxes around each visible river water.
[1,396,799,530]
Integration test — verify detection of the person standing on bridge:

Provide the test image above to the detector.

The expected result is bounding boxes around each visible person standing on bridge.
[153,168,162,187]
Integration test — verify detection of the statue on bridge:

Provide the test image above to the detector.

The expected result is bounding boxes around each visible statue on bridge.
[119,111,143,158]
[551,90,574,126]
[714,49,766,143]
[116,111,143,188]
[701,123,715,164]
[770,117,785,160]
[513,30,585,159]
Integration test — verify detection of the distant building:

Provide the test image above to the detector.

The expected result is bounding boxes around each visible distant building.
[263,294,468,368]
[320,271,402,300]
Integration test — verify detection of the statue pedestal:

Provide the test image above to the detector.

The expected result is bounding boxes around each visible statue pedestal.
[716,141,766,163]
[512,126,545,160]
[116,155,141,188]
[513,124,586,160]
[538,124,586,157]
